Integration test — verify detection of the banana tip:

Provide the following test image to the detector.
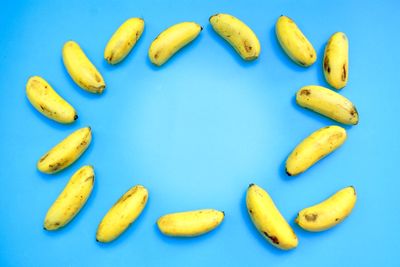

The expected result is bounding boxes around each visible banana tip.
[285,169,292,176]
[74,114,78,121]
[248,183,255,188]
[209,14,217,21]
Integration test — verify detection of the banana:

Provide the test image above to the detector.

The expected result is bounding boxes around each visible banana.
[246,184,298,250]
[286,126,347,176]
[209,13,261,60]
[296,186,356,231]
[275,15,316,67]
[148,22,202,66]
[296,85,359,125]
[44,165,95,230]
[62,41,106,93]
[157,209,224,237]
[104,18,145,64]
[323,32,349,89]
[96,185,148,243]
[37,127,92,174]
[26,76,78,124]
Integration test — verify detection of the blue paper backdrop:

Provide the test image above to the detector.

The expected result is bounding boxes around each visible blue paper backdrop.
[0,0,399,266]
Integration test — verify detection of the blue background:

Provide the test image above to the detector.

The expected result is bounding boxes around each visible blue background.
[0,0,399,266]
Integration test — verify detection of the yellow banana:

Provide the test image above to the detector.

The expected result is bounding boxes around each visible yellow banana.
[157,209,224,237]
[26,76,78,124]
[62,41,106,93]
[44,165,95,230]
[37,127,92,174]
[275,15,316,67]
[323,32,349,89]
[104,18,145,64]
[96,185,148,243]
[148,22,202,66]
[296,186,356,231]
[296,85,359,125]
[209,13,261,60]
[246,184,298,250]
[286,126,347,176]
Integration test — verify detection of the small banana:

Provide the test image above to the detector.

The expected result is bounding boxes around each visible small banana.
[275,15,316,67]
[209,13,261,60]
[62,41,106,93]
[37,127,92,174]
[104,18,145,64]
[246,184,298,250]
[296,186,356,231]
[323,32,349,89]
[26,76,78,124]
[286,126,347,176]
[296,85,359,125]
[44,165,95,230]
[157,209,224,237]
[96,185,148,243]
[148,22,202,66]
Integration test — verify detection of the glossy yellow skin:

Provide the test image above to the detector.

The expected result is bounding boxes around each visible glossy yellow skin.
[246,184,298,250]
[44,166,94,230]
[148,22,202,66]
[37,127,92,174]
[276,16,316,66]
[323,32,349,89]
[62,41,106,93]
[209,13,260,60]
[26,76,77,124]
[157,209,224,237]
[104,18,144,64]
[286,126,347,176]
[296,85,359,125]
[296,186,356,231]
[96,185,148,243]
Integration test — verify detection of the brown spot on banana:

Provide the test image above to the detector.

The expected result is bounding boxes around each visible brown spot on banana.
[305,213,318,221]
[342,64,347,81]
[263,231,280,245]
[324,56,330,73]
[299,89,310,96]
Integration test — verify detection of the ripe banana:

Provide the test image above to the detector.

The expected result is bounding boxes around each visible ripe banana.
[104,18,145,64]
[323,32,349,89]
[296,186,356,231]
[26,76,78,124]
[148,22,202,66]
[44,165,95,230]
[286,126,347,176]
[37,127,92,174]
[209,13,261,60]
[296,85,359,125]
[62,41,106,93]
[157,209,224,237]
[96,185,148,243]
[275,15,316,67]
[246,184,298,250]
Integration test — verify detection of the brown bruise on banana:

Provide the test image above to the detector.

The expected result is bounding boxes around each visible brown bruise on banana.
[324,56,331,73]
[299,89,311,96]
[342,64,347,81]
[305,213,318,221]
[263,231,279,245]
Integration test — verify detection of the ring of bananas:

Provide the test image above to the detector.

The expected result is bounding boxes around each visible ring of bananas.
[27,14,357,250]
